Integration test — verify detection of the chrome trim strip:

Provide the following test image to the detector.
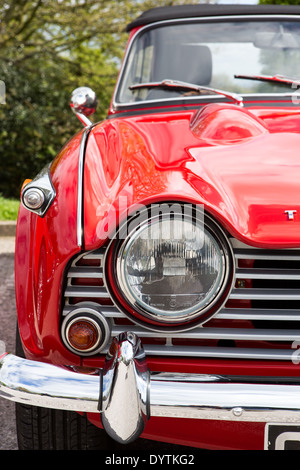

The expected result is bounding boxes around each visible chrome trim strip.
[112,324,300,342]
[230,288,300,301]
[87,344,300,362]
[77,126,92,247]
[99,345,298,361]
[112,14,300,110]
[230,238,300,250]
[236,267,300,280]
[65,286,111,298]
[142,344,295,361]
[67,266,103,279]
[82,248,107,259]
[217,308,300,321]
[113,93,299,113]
[63,305,124,318]
[234,250,300,261]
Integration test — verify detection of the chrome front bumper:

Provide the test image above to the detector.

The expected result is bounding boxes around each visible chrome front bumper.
[1,332,300,444]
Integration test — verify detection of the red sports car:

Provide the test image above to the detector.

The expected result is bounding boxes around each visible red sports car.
[2,4,300,451]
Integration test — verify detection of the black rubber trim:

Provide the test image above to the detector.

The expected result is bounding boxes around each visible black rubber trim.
[127,4,300,31]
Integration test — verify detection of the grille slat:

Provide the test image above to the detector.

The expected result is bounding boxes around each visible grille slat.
[230,288,300,301]
[234,249,300,261]
[231,238,300,253]
[112,325,300,342]
[62,238,300,361]
[63,305,125,317]
[236,267,300,280]
[217,308,300,321]
[65,286,110,298]
[98,344,297,361]
[68,267,103,278]
[142,345,296,361]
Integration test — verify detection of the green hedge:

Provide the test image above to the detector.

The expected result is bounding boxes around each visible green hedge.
[0,196,20,221]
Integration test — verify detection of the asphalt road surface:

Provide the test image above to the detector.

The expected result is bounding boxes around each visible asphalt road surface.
[0,237,18,450]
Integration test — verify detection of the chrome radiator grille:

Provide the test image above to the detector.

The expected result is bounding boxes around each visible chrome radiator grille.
[62,239,300,361]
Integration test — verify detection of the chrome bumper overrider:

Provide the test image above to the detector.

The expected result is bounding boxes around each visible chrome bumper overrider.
[2,332,300,444]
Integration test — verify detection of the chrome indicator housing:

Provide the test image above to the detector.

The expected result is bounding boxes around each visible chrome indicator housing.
[21,165,56,217]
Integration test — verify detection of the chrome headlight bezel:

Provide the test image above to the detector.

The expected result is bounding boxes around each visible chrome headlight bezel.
[21,165,56,217]
[105,204,234,332]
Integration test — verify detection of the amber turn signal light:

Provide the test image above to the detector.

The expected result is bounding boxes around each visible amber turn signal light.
[67,318,101,352]
[61,306,112,356]
[21,179,32,194]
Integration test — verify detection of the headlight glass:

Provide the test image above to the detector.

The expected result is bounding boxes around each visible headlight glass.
[111,207,233,329]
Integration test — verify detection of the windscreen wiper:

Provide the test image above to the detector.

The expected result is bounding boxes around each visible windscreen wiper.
[235,73,300,88]
[130,79,244,107]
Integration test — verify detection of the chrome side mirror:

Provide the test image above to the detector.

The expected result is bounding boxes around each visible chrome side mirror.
[70,87,97,127]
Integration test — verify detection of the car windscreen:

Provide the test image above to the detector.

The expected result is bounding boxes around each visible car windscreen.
[116,19,300,104]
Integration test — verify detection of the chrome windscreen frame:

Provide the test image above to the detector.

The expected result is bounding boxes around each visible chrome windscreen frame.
[111,14,300,111]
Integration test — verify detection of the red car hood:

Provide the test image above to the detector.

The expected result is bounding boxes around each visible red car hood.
[84,103,300,249]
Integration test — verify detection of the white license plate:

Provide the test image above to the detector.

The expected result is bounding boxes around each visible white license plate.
[265,424,300,450]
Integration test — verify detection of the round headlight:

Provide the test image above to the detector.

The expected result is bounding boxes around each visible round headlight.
[106,205,234,331]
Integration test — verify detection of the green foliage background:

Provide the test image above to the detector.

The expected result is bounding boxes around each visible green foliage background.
[0,0,200,198]
[259,0,300,4]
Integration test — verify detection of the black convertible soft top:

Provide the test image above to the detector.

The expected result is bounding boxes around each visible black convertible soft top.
[126,4,300,31]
